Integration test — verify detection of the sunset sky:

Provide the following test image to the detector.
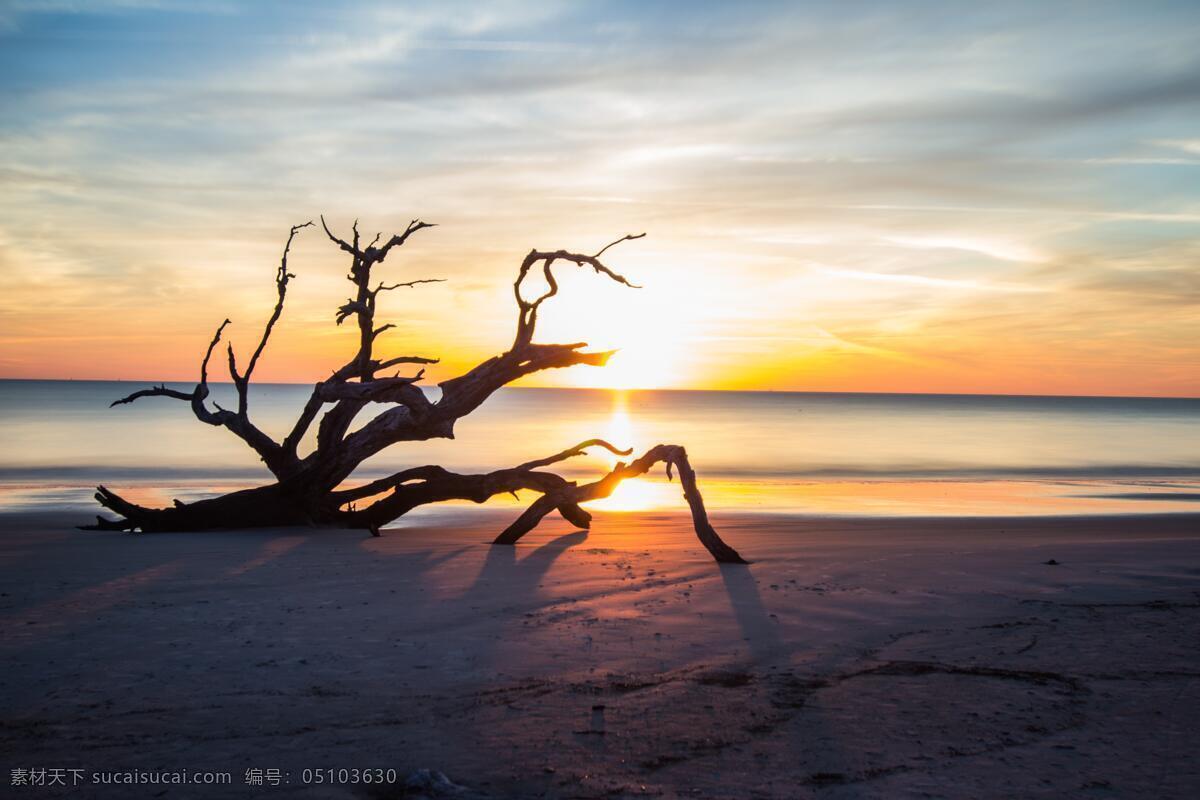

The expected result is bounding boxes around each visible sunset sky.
[2,1,1198,396]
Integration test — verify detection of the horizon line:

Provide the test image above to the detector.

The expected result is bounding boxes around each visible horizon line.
[0,376,1195,403]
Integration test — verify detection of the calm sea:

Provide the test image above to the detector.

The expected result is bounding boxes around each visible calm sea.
[1,379,1198,518]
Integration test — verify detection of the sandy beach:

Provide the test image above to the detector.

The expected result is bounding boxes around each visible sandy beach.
[2,509,1198,798]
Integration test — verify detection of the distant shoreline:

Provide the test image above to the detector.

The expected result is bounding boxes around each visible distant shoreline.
[0,377,1196,403]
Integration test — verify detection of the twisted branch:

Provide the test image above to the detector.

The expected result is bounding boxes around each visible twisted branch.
[335,441,744,564]
[107,220,319,478]
[93,220,747,564]
[512,233,644,349]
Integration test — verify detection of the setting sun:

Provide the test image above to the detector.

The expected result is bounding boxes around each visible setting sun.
[527,258,716,390]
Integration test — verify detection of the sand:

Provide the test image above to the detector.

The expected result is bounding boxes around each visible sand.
[2,508,1199,798]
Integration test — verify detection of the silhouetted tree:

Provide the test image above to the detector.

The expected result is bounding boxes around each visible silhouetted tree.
[86,218,746,564]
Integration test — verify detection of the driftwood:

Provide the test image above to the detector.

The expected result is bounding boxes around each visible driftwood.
[85,218,746,564]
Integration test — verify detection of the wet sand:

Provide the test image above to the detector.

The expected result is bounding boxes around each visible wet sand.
[2,509,1199,798]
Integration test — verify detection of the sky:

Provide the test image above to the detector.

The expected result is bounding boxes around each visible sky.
[1,0,1198,396]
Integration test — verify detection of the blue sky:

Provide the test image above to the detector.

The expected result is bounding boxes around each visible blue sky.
[2,1,1198,394]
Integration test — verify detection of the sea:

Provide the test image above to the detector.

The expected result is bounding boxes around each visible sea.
[1,379,1198,519]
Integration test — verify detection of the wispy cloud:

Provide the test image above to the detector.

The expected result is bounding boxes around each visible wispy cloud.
[882,235,1046,264]
[808,263,1042,293]
[0,0,1197,394]
[1153,138,1200,155]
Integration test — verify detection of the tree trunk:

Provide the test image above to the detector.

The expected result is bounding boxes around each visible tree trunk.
[85,483,315,532]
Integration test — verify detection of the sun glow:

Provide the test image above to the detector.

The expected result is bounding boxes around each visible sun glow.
[580,391,681,512]
[526,262,711,390]
[589,477,676,512]
[592,346,679,391]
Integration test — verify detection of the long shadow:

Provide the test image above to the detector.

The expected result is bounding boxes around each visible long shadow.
[459,530,590,613]
[0,527,191,643]
[717,558,846,783]
[433,530,591,783]
[361,528,591,671]
[717,563,785,663]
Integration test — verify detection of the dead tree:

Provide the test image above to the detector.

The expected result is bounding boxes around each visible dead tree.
[85,218,747,564]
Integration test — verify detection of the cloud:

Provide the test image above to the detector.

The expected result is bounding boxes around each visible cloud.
[0,1,1197,394]
[1153,138,1200,155]
[826,61,1200,136]
[882,235,1046,264]
[807,263,1041,293]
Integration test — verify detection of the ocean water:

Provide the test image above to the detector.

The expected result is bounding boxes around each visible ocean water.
[1,379,1198,518]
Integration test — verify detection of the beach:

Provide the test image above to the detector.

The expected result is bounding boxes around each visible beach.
[3,508,1198,798]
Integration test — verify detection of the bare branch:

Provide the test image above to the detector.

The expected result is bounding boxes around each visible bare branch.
[435,343,614,424]
[110,385,194,407]
[110,315,230,409]
[200,319,232,387]
[514,438,632,471]
[314,372,426,403]
[371,278,445,298]
[512,234,644,349]
[310,215,442,457]
[320,215,358,257]
[226,342,240,384]
[329,465,454,505]
[370,219,436,263]
[335,464,572,523]
[593,232,646,260]
[190,318,232,425]
[335,300,366,325]
[331,441,744,564]
[243,221,312,382]
[328,354,439,381]
[278,351,442,461]
[496,443,747,564]
[281,388,324,461]
[181,283,297,473]
[376,355,439,371]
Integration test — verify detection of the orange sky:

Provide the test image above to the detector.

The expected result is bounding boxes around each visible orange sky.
[2,3,1198,397]
[2,220,1193,397]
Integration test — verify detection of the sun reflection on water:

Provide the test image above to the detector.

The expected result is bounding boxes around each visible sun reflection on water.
[581,390,682,512]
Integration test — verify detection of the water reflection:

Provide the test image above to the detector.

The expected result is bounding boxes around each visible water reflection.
[2,381,1198,517]
[581,390,679,512]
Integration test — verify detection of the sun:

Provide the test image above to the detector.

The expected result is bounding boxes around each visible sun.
[591,344,683,390]
[527,264,701,390]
